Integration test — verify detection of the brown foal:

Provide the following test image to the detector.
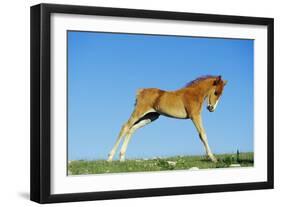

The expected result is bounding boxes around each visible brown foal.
[108,75,227,162]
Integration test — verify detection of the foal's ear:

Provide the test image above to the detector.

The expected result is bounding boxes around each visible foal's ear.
[223,80,228,86]
[213,75,222,85]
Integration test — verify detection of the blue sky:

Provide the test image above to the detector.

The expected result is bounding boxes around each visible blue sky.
[68,31,254,160]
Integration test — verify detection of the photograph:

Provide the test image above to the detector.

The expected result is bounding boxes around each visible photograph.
[67,31,254,175]
[30,3,273,203]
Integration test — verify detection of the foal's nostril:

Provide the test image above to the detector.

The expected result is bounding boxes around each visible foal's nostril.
[207,105,214,111]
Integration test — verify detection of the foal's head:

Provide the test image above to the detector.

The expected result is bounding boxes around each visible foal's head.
[207,76,227,112]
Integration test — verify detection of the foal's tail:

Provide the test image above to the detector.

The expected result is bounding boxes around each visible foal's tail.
[134,88,144,106]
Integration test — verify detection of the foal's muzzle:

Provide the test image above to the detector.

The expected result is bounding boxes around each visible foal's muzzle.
[207,105,215,112]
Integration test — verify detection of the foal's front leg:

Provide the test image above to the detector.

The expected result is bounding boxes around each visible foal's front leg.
[191,115,217,163]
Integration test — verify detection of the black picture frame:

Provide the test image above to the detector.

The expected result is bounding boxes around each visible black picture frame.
[30,3,274,204]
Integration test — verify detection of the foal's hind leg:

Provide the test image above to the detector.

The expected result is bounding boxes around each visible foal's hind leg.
[191,115,217,163]
[119,112,159,161]
[119,119,151,161]
[107,105,155,162]
[107,123,130,162]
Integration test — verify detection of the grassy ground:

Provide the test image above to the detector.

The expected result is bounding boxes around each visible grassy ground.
[68,152,253,175]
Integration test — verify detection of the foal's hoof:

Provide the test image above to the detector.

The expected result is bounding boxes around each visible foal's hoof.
[211,157,218,163]
[208,154,217,163]
[119,156,125,162]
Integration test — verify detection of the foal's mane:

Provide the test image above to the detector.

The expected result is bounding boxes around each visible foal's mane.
[184,75,217,88]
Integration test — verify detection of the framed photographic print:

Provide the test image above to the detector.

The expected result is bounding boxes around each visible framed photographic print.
[30,3,274,203]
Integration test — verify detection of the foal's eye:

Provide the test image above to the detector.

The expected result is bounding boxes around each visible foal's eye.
[214,91,218,96]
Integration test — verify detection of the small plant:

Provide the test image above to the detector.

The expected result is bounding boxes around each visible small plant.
[236,150,240,163]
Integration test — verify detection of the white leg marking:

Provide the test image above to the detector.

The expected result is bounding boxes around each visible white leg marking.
[119,119,151,161]
[107,124,129,162]
[107,137,122,162]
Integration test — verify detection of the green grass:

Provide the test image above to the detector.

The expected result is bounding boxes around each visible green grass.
[68,152,253,175]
